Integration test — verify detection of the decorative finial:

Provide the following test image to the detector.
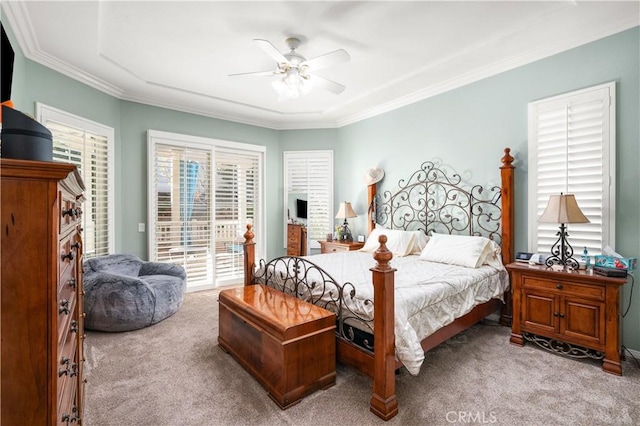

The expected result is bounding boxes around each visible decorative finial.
[501,147,514,168]
[244,224,254,244]
[373,234,393,270]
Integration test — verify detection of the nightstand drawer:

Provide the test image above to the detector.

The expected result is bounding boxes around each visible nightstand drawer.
[319,240,364,254]
[321,243,349,253]
[522,276,605,301]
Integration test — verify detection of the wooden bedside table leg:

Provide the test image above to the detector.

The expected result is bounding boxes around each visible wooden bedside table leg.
[602,285,622,375]
[509,285,524,346]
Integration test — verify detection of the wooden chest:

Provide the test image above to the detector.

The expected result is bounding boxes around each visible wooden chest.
[218,284,336,408]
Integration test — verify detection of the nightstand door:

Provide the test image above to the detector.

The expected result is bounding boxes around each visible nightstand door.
[521,288,558,335]
[561,296,605,348]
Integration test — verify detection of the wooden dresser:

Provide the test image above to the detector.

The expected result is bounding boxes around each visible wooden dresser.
[319,240,364,254]
[286,223,307,256]
[507,262,627,375]
[1,159,86,425]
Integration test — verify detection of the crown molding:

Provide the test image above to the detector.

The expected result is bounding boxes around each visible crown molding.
[337,18,639,128]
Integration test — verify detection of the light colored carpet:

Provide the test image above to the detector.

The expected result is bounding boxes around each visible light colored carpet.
[84,289,640,425]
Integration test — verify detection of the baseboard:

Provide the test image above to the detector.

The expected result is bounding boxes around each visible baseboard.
[624,346,640,360]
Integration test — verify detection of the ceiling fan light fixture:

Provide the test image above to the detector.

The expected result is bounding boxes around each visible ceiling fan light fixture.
[271,69,313,101]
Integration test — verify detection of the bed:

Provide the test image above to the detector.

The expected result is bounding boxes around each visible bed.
[241,148,515,420]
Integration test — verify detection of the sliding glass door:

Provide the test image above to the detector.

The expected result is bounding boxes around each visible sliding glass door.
[148,131,264,291]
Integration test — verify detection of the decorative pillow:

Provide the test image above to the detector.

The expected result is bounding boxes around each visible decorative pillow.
[373,223,430,255]
[419,233,496,268]
[359,227,416,257]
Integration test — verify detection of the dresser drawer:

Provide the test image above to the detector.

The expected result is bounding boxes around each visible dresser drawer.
[58,375,78,426]
[57,325,78,406]
[522,275,605,301]
[59,237,76,283]
[59,194,82,237]
[57,289,77,344]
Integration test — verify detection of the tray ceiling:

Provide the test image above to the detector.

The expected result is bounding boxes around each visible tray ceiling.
[3,1,638,129]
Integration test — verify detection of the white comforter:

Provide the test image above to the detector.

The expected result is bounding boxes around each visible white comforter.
[259,251,509,375]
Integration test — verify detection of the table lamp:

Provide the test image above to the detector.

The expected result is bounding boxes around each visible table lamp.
[335,201,357,242]
[538,193,590,270]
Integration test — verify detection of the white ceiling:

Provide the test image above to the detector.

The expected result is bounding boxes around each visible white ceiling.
[3,1,639,130]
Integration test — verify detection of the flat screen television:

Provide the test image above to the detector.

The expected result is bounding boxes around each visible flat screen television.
[296,198,307,219]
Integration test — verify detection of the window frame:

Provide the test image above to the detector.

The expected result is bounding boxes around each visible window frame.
[527,82,616,255]
[37,103,115,256]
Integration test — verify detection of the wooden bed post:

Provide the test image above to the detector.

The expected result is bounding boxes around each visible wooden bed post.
[367,183,377,234]
[243,224,256,286]
[369,235,399,421]
[500,148,515,326]
[500,148,515,265]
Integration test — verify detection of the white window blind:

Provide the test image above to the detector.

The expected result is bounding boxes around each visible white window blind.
[283,150,333,247]
[528,82,615,256]
[148,130,265,291]
[38,104,114,258]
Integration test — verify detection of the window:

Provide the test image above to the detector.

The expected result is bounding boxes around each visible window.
[148,130,265,291]
[283,150,333,251]
[37,103,115,257]
[528,82,615,256]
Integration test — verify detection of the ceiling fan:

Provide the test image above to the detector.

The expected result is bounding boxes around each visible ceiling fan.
[229,37,350,100]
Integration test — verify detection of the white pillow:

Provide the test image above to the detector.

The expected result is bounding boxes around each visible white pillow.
[359,228,416,257]
[419,233,495,268]
[369,224,429,255]
[409,231,430,254]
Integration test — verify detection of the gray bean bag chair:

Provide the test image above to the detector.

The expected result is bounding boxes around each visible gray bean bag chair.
[83,254,187,332]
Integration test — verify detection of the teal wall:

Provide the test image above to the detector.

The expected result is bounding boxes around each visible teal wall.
[5,14,639,351]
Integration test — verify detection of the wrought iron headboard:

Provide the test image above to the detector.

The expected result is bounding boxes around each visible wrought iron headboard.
[375,161,503,245]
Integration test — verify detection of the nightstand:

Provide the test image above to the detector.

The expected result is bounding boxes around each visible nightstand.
[319,240,364,254]
[506,262,628,375]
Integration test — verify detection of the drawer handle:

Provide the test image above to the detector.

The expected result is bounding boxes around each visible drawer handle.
[553,312,565,318]
[62,208,78,218]
[60,356,70,366]
[61,251,74,262]
[59,299,70,315]
[68,278,76,289]
[70,320,78,334]
[70,363,78,377]
[556,283,563,290]
[71,242,81,250]
[59,367,69,377]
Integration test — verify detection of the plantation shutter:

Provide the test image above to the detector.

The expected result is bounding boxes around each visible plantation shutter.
[39,105,114,258]
[284,151,333,247]
[528,82,615,256]
[151,144,213,288]
[214,149,261,285]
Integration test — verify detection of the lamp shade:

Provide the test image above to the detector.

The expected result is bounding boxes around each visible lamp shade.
[539,193,590,224]
[335,201,357,219]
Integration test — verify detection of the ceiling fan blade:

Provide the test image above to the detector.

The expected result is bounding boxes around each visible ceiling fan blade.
[310,74,346,95]
[302,49,350,71]
[228,70,278,78]
[253,39,290,65]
